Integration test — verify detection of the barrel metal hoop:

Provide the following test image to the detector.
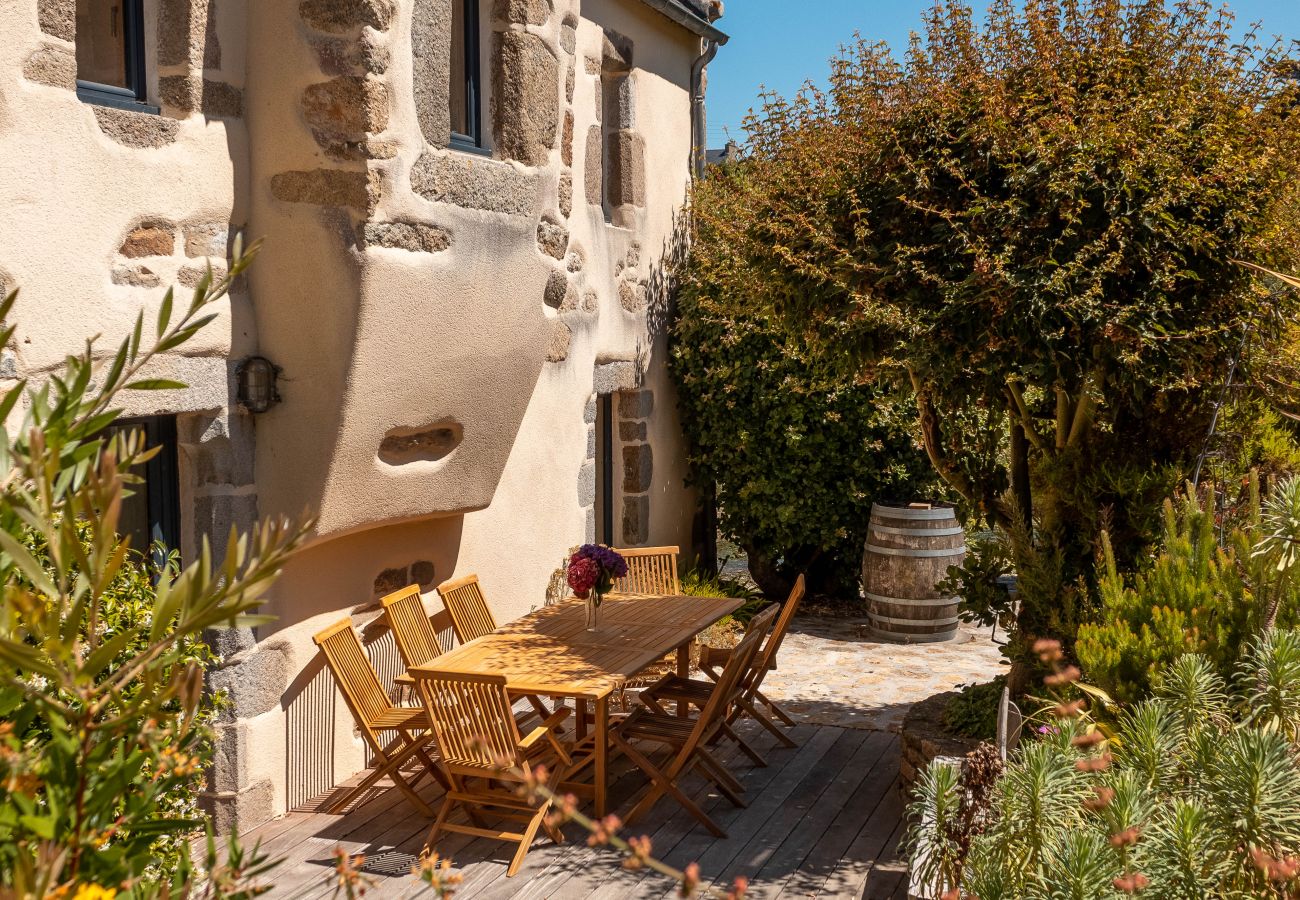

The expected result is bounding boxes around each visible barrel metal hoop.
[865,545,966,558]
[869,627,959,643]
[865,591,959,607]
[867,611,960,627]
[870,504,957,521]
[868,524,966,537]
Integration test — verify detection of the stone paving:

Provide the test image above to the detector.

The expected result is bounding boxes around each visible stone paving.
[760,616,1007,733]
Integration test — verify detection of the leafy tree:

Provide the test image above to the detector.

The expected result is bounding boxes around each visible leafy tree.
[0,244,309,896]
[689,0,1300,666]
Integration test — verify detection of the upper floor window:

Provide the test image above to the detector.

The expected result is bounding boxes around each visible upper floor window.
[75,0,157,113]
[449,0,484,151]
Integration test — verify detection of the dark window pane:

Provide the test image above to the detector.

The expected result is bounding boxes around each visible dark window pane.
[116,442,153,556]
[450,0,468,137]
[76,0,129,88]
[107,417,180,568]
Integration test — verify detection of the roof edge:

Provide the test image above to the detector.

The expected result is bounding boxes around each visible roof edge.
[634,0,729,44]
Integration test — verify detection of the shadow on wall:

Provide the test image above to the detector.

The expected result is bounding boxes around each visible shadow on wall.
[285,659,335,810]
[645,207,690,352]
[270,516,466,806]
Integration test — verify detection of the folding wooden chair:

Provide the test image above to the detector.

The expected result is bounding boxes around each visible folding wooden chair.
[642,575,805,751]
[612,546,681,595]
[436,573,554,722]
[610,621,767,837]
[312,618,450,815]
[637,604,779,766]
[416,670,572,876]
[611,546,683,709]
[702,574,804,745]
[382,584,446,670]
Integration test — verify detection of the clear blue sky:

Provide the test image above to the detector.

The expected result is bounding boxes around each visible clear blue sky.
[705,0,1300,149]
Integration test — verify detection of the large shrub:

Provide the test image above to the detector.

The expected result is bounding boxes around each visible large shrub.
[688,0,1300,669]
[908,641,1300,898]
[0,248,308,896]
[671,258,941,598]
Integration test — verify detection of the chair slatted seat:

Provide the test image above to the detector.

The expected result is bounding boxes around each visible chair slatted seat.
[610,618,768,837]
[312,618,450,815]
[416,670,572,876]
[612,546,681,596]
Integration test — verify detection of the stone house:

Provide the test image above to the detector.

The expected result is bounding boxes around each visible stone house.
[1,0,726,828]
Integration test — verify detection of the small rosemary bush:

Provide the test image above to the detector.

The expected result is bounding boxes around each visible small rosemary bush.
[1077,477,1300,704]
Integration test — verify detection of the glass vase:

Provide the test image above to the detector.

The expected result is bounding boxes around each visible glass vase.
[585,594,601,630]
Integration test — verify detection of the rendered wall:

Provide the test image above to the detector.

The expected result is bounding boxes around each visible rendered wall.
[225,0,706,825]
[2,0,708,829]
[0,0,260,578]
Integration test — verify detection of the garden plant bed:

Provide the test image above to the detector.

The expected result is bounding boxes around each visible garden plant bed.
[898,691,986,799]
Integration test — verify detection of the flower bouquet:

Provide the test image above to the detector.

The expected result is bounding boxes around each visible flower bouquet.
[567,543,628,629]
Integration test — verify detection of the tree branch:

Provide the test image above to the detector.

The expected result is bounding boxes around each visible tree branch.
[1054,385,1070,451]
[908,368,982,511]
[1005,381,1050,452]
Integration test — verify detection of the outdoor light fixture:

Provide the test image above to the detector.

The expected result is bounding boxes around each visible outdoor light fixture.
[236,356,280,413]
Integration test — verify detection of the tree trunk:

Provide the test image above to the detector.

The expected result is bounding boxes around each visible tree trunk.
[741,543,796,601]
[1010,418,1032,529]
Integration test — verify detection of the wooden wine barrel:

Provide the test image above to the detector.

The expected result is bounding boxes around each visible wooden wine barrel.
[862,502,965,643]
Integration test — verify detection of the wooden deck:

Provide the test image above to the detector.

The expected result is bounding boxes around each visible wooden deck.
[236,718,910,899]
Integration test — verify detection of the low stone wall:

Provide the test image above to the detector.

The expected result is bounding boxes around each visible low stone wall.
[898,690,983,801]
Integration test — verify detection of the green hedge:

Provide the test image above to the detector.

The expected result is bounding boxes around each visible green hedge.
[671,235,942,599]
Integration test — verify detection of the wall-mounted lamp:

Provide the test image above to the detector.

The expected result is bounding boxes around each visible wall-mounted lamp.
[236,356,281,414]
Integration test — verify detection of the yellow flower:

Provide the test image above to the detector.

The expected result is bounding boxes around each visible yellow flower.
[72,885,117,900]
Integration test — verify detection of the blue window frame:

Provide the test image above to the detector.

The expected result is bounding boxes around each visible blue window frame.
[75,0,160,115]
[449,0,487,154]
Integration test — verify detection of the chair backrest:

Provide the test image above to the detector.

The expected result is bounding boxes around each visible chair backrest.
[416,670,523,770]
[755,574,805,674]
[686,619,767,749]
[736,604,779,694]
[313,618,391,729]
[381,584,444,669]
[613,546,680,596]
[437,574,498,644]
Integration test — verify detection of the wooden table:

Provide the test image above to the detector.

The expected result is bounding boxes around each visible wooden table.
[409,593,743,817]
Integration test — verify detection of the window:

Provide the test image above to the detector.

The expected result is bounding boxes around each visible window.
[75,0,157,113]
[595,394,614,544]
[107,416,181,567]
[449,0,484,151]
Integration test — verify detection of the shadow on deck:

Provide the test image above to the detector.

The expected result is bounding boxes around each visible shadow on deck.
[236,718,911,899]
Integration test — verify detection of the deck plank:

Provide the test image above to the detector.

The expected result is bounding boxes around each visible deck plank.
[817,772,908,898]
[233,723,912,898]
[701,728,871,897]
[539,718,774,900]
[775,735,901,898]
[501,721,762,900]
[750,730,895,897]
[579,719,797,900]
[657,725,844,894]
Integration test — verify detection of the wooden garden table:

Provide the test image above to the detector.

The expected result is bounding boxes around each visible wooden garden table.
[409,592,743,817]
